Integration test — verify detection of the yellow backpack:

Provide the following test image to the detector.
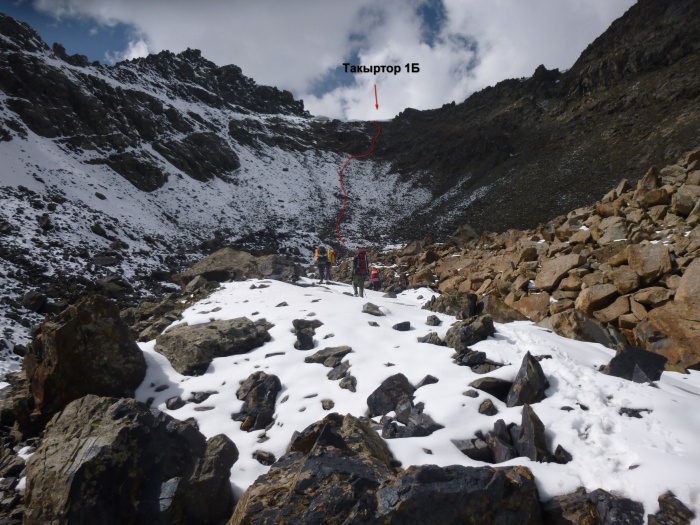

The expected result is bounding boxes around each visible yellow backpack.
[327,248,336,264]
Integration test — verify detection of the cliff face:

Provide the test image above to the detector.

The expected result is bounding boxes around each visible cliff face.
[376,0,700,238]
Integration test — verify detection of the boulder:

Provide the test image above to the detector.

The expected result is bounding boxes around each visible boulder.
[417,332,445,346]
[538,309,627,350]
[601,345,667,383]
[610,265,640,294]
[675,258,700,308]
[575,284,618,317]
[426,315,442,326]
[229,413,398,524]
[634,301,700,369]
[373,465,543,525]
[233,371,282,431]
[592,296,630,324]
[506,352,550,407]
[22,295,146,433]
[628,244,672,285]
[292,319,322,350]
[155,317,271,375]
[444,315,495,352]
[24,395,238,525]
[392,321,411,331]
[543,487,645,525]
[469,377,513,403]
[648,491,696,525]
[595,216,628,245]
[172,247,301,287]
[367,373,416,417]
[422,292,477,320]
[513,293,551,322]
[230,413,542,525]
[478,399,498,416]
[534,254,586,291]
[476,295,528,323]
[382,400,444,438]
[512,404,549,462]
[633,287,672,307]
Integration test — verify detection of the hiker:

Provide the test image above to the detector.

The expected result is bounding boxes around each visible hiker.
[326,247,336,281]
[314,246,329,284]
[399,272,409,289]
[368,267,382,291]
[352,248,369,297]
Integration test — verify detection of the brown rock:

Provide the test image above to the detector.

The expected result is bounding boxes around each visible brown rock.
[534,254,585,291]
[639,187,672,208]
[593,296,630,324]
[569,229,592,244]
[477,296,528,324]
[630,298,648,321]
[676,258,700,308]
[628,244,672,284]
[595,217,628,245]
[634,301,700,368]
[551,290,580,300]
[610,266,640,294]
[550,299,574,315]
[575,284,618,317]
[558,276,582,292]
[513,293,551,323]
[582,272,608,288]
[618,313,641,330]
[23,295,147,433]
[633,287,673,307]
[633,166,660,202]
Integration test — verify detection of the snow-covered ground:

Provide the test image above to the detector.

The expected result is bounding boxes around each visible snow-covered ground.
[132,277,700,519]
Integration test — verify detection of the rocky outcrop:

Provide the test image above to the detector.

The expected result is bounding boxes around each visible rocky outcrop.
[444,315,495,352]
[20,295,146,434]
[172,248,302,287]
[230,413,543,525]
[24,395,238,525]
[506,352,550,407]
[542,487,645,525]
[154,317,271,375]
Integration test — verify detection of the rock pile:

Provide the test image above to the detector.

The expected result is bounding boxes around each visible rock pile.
[367,150,700,370]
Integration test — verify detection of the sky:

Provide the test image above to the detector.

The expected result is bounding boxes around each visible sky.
[2,0,636,120]
[12,276,698,518]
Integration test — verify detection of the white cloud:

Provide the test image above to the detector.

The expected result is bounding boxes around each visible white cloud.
[104,37,150,64]
[29,0,635,119]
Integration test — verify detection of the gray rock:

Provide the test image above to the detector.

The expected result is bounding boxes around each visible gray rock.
[327,361,350,381]
[444,315,495,352]
[601,345,667,383]
[469,377,513,403]
[233,372,282,432]
[543,487,645,525]
[155,317,271,375]
[513,404,549,462]
[362,302,385,316]
[417,332,445,345]
[478,399,498,416]
[339,375,357,392]
[166,396,185,410]
[24,395,238,525]
[415,375,439,389]
[367,374,416,417]
[648,491,696,525]
[392,321,411,331]
[506,352,550,407]
[425,315,442,326]
[304,345,353,365]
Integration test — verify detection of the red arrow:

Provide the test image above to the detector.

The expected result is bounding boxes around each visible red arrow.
[374,84,378,110]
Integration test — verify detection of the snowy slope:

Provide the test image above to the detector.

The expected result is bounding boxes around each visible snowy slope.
[132,278,700,519]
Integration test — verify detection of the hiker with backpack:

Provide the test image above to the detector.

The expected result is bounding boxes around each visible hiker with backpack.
[352,248,369,297]
[314,246,329,284]
[326,247,336,281]
[368,267,382,291]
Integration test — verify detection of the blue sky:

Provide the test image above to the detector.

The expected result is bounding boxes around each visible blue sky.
[0,0,636,119]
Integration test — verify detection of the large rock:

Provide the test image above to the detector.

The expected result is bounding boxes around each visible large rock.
[543,487,645,524]
[155,317,271,375]
[374,464,543,524]
[513,404,549,462]
[172,247,301,287]
[24,395,238,525]
[367,373,416,417]
[230,413,543,525]
[627,244,672,285]
[634,301,700,369]
[444,315,495,352]
[22,295,146,433]
[675,258,700,308]
[507,352,549,407]
[513,293,551,323]
[534,254,585,291]
[601,345,668,383]
[538,309,626,350]
[648,491,696,525]
[233,371,282,431]
[423,292,477,320]
[476,295,528,323]
[574,283,618,317]
[229,413,398,524]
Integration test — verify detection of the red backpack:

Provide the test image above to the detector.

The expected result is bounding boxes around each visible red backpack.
[355,250,368,275]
